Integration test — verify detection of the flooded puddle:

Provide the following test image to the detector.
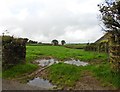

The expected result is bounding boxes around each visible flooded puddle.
[29,59,88,89]
[27,77,56,89]
[64,60,88,66]
[35,58,88,67]
[35,59,59,67]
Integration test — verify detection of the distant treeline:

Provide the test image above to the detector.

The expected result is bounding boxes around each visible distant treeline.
[27,43,52,46]
[27,39,66,46]
[64,44,87,49]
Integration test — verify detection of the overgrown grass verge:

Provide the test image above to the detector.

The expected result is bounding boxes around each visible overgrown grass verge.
[2,63,38,78]
[89,62,120,88]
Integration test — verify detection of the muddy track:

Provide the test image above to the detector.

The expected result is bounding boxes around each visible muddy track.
[2,79,46,90]
[74,71,115,90]
[2,70,116,90]
[2,66,51,90]
[39,70,116,90]
[10,64,50,83]
[2,63,117,90]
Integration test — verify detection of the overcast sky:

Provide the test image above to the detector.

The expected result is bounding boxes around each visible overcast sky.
[0,0,105,43]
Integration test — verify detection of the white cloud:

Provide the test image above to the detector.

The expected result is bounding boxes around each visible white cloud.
[0,0,104,43]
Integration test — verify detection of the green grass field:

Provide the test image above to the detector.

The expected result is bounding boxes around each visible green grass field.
[26,45,107,61]
[2,45,120,88]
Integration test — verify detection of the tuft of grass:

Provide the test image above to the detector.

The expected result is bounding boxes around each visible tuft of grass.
[47,63,83,87]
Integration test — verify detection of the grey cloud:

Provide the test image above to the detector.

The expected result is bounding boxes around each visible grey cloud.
[0,0,103,43]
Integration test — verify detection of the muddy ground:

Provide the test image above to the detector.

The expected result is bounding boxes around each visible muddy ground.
[2,79,45,90]
[2,59,117,90]
[37,69,116,90]
[2,69,116,90]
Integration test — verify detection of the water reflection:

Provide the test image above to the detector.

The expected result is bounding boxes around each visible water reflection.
[35,58,88,67]
[35,59,59,67]
[64,60,88,66]
[27,77,56,89]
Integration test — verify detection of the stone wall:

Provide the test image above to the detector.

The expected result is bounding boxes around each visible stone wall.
[84,42,108,53]
[2,36,28,70]
[109,33,120,73]
[109,45,120,73]
[85,32,120,73]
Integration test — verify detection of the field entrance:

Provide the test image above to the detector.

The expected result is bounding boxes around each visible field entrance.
[3,45,119,90]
